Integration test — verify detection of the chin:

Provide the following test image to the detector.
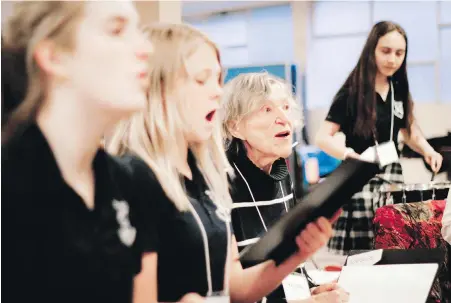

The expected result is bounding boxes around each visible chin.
[277,147,293,159]
[187,130,213,144]
[381,69,397,77]
[100,91,146,111]
[121,94,147,111]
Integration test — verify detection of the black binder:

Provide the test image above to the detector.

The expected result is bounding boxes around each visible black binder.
[239,158,380,266]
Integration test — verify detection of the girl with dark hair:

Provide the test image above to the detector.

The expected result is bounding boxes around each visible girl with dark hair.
[315,21,443,255]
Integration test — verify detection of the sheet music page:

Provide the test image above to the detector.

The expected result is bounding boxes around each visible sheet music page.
[307,270,341,285]
[282,273,311,301]
[346,249,383,266]
[337,263,438,303]
[360,146,377,163]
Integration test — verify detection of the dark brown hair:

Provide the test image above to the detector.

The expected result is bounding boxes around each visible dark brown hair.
[335,21,414,138]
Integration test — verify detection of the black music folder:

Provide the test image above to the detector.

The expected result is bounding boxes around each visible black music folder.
[239,158,380,266]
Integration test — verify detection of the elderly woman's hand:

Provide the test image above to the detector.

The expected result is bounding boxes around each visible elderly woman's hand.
[293,210,341,262]
[310,287,350,303]
[290,283,349,303]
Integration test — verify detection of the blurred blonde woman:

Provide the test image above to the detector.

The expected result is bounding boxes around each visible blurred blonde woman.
[221,72,348,303]
[109,23,335,303]
[2,2,155,303]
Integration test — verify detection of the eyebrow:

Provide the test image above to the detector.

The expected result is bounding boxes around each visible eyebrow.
[380,46,406,51]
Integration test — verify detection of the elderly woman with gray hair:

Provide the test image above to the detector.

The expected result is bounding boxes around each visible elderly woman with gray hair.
[221,72,349,303]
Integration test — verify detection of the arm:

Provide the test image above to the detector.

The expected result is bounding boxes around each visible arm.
[400,123,443,172]
[229,216,336,303]
[441,191,451,244]
[400,123,434,156]
[133,253,158,303]
[315,121,359,160]
[315,89,359,160]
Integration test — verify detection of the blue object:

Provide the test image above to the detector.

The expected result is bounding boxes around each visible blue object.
[224,64,297,95]
[297,146,341,185]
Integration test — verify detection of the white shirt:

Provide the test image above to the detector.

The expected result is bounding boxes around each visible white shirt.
[441,190,451,244]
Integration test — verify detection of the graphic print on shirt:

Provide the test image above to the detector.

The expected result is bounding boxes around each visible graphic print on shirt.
[112,199,137,247]
[393,101,404,119]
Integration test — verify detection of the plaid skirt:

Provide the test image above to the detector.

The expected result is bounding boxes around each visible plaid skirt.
[327,162,404,255]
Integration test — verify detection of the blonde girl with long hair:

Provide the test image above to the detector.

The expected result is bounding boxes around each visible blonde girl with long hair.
[2,2,155,303]
[109,23,336,303]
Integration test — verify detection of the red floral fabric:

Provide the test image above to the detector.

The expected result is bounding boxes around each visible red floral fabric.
[374,200,451,303]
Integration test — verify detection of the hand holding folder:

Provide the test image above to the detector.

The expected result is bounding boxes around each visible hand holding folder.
[291,211,342,263]
[240,158,380,266]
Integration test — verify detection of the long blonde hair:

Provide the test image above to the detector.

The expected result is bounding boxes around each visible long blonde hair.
[108,23,233,212]
[2,1,84,143]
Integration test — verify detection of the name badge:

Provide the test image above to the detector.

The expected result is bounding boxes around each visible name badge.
[282,273,311,301]
[376,141,399,167]
[394,101,404,119]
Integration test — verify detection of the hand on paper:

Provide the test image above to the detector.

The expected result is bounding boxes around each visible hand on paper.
[310,286,349,303]
[424,151,443,173]
[179,293,205,303]
[311,283,343,295]
[294,211,341,261]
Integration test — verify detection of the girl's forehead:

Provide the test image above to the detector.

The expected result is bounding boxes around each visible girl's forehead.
[377,31,406,51]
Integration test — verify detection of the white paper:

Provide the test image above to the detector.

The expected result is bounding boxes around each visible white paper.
[282,273,311,301]
[346,249,383,266]
[376,141,399,166]
[338,263,438,303]
[359,146,377,163]
[306,270,341,284]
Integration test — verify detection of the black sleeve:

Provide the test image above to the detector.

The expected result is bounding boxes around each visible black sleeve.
[325,88,351,127]
[121,155,166,254]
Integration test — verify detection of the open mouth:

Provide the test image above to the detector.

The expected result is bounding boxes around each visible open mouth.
[275,130,290,138]
[206,110,216,122]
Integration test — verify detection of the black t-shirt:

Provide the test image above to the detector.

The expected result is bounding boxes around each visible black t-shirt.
[125,151,232,302]
[326,82,407,154]
[227,142,296,252]
[227,142,297,303]
[2,125,155,303]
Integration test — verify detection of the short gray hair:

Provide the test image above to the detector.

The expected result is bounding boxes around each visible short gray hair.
[220,72,303,148]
